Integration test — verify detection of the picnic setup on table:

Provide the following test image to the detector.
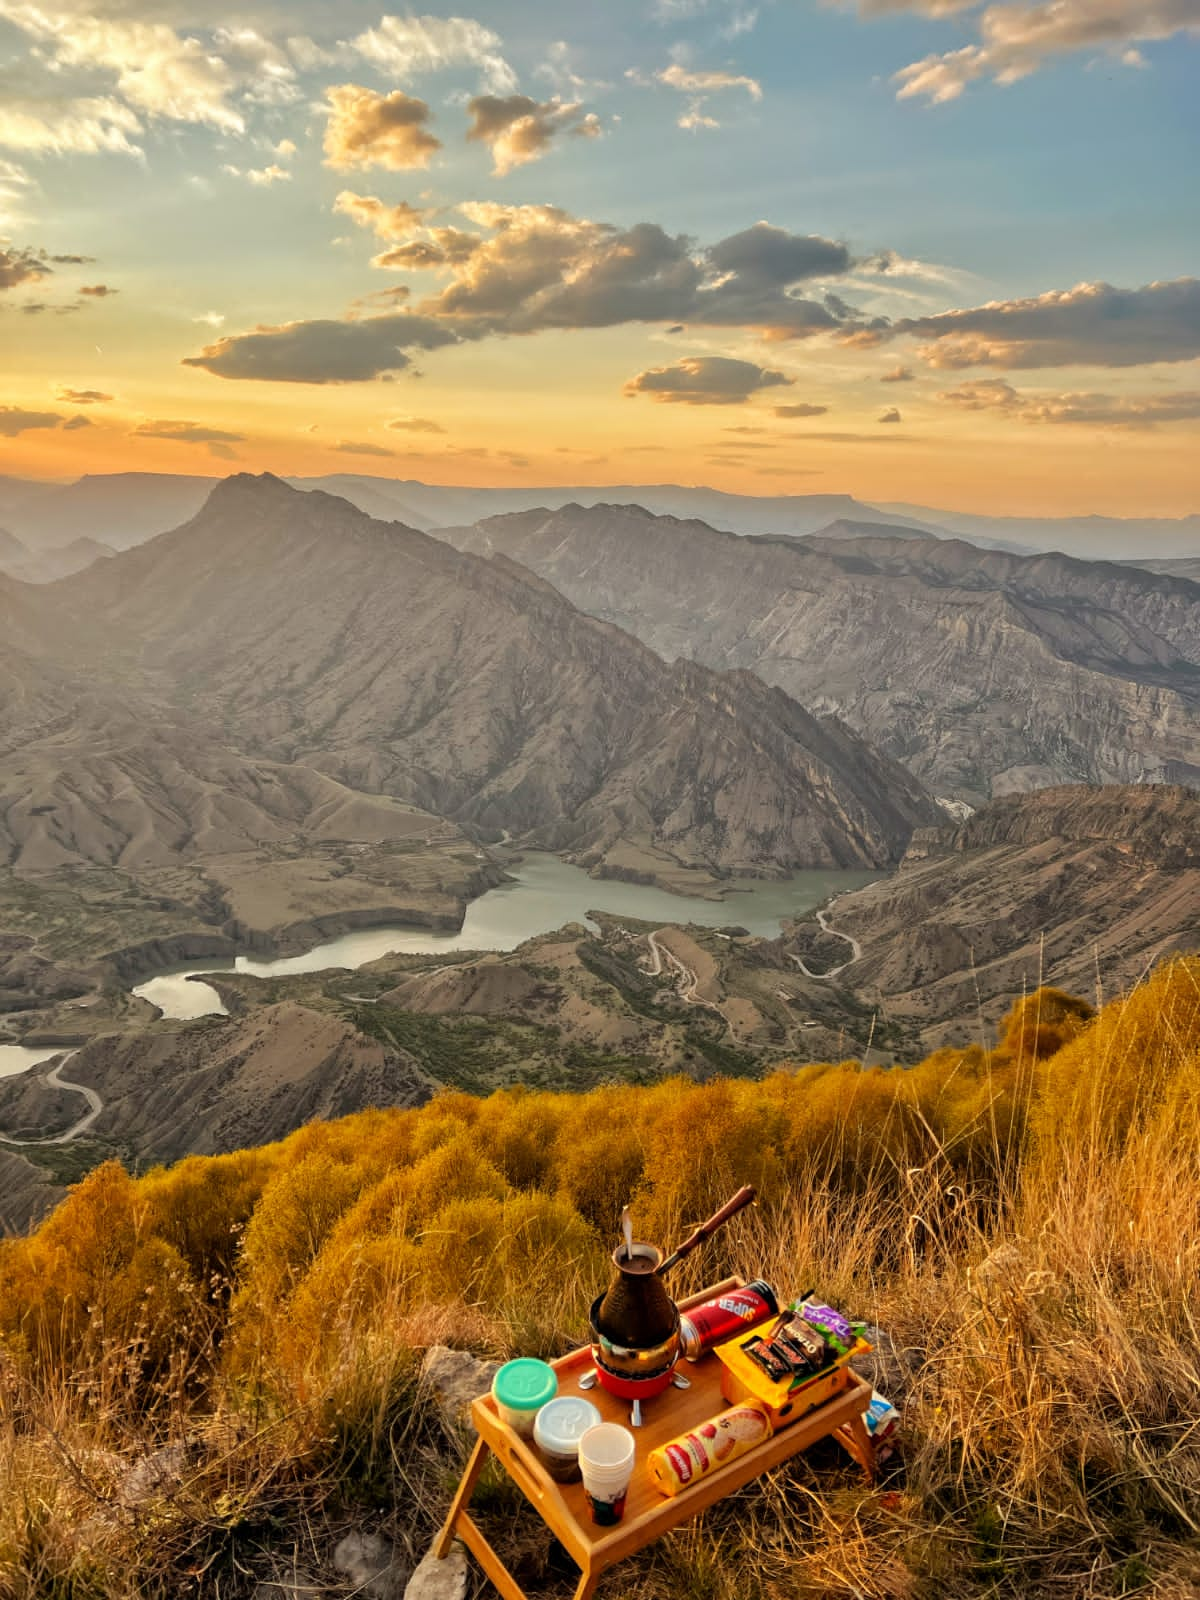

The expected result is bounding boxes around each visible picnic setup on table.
[435,1186,900,1600]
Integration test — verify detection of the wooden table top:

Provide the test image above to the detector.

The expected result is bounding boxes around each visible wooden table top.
[469,1277,873,1573]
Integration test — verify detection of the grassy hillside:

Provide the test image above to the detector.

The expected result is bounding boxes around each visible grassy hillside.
[1,964,1198,1598]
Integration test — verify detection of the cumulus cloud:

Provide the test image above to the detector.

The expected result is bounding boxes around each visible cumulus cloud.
[409,206,862,340]
[774,402,830,417]
[881,364,914,382]
[893,278,1200,369]
[879,406,903,422]
[352,14,517,93]
[186,201,878,383]
[184,312,459,383]
[939,377,1200,426]
[466,94,602,176]
[891,0,1200,102]
[54,386,113,403]
[79,283,117,297]
[625,354,792,404]
[0,244,50,290]
[386,415,445,432]
[323,85,441,172]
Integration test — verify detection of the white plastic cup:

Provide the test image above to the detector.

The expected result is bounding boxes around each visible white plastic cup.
[578,1422,636,1526]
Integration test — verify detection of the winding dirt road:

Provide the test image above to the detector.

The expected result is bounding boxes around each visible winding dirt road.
[0,1054,104,1146]
[789,905,863,981]
[643,931,725,1017]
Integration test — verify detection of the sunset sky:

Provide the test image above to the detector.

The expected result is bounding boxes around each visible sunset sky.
[1,0,1197,515]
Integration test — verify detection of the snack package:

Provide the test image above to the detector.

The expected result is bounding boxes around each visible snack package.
[647,1402,772,1496]
[795,1301,855,1356]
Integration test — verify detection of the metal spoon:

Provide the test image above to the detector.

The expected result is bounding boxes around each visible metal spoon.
[620,1204,634,1263]
[578,1367,598,1390]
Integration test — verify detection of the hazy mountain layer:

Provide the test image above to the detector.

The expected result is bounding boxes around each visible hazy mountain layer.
[441,502,1200,802]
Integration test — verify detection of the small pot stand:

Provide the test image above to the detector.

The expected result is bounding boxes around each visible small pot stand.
[434,1278,876,1600]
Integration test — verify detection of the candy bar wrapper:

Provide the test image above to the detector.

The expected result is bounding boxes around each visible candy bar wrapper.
[798,1301,855,1355]
[648,1403,772,1497]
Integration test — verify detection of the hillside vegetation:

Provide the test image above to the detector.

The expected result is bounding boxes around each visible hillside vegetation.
[1,963,1198,1598]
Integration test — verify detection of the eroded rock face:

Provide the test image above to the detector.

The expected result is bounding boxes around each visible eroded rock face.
[442,502,1200,804]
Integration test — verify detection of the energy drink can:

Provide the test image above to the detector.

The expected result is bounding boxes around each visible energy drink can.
[678,1280,778,1361]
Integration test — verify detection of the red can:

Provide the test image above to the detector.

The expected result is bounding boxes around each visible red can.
[678,1280,778,1361]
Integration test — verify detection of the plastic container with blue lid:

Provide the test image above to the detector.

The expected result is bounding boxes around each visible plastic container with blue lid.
[491,1358,558,1438]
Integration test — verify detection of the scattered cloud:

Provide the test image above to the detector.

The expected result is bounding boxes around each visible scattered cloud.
[193,310,225,327]
[637,60,763,129]
[625,354,792,404]
[224,162,292,185]
[386,415,446,433]
[890,0,1200,102]
[331,439,397,457]
[881,364,914,382]
[54,386,112,403]
[79,283,117,297]
[466,95,601,176]
[0,405,64,436]
[132,419,245,444]
[323,85,441,172]
[0,159,32,225]
[2,11,247,134]
[184,312,458,383]
[658,62,763,95]
[351,14,517,94]
[939,377,1200,426]
[892,278,1200,369]
[61,413,92,431]
[0,244,50,291]
[774,402,830,417]
[0,94,142,156]
[879,406,903,422]
[334,191,429,242]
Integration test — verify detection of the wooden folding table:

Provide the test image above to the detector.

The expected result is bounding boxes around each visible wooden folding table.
[434,1278,876,1600]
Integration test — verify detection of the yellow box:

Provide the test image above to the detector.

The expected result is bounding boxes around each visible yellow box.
[716,1334,871,1428]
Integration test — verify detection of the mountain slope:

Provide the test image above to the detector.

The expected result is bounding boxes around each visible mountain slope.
[45,475,935,875]
[789,783,1200,1046]
[440,502,1200,802]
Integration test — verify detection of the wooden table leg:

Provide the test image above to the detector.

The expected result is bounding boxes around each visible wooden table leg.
[571,1568,600,1600]
[435,1435,491,1557]
[833,1412,877,1483]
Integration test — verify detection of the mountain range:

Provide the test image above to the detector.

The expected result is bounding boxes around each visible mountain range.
[1,469,1195,562]
[440,502,1200,803]
[0,477,935,925]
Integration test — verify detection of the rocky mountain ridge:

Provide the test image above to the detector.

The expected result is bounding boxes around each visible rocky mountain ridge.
[440,502,1200,802]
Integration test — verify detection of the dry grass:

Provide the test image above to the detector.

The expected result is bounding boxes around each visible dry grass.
[1,966,1199,1599]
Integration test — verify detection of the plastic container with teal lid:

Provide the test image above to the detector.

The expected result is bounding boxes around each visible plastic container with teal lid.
[492,1358,558,1438]
[533,1396,601,1482]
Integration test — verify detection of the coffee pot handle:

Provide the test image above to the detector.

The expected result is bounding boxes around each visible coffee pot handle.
[655,1185,757,1275]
